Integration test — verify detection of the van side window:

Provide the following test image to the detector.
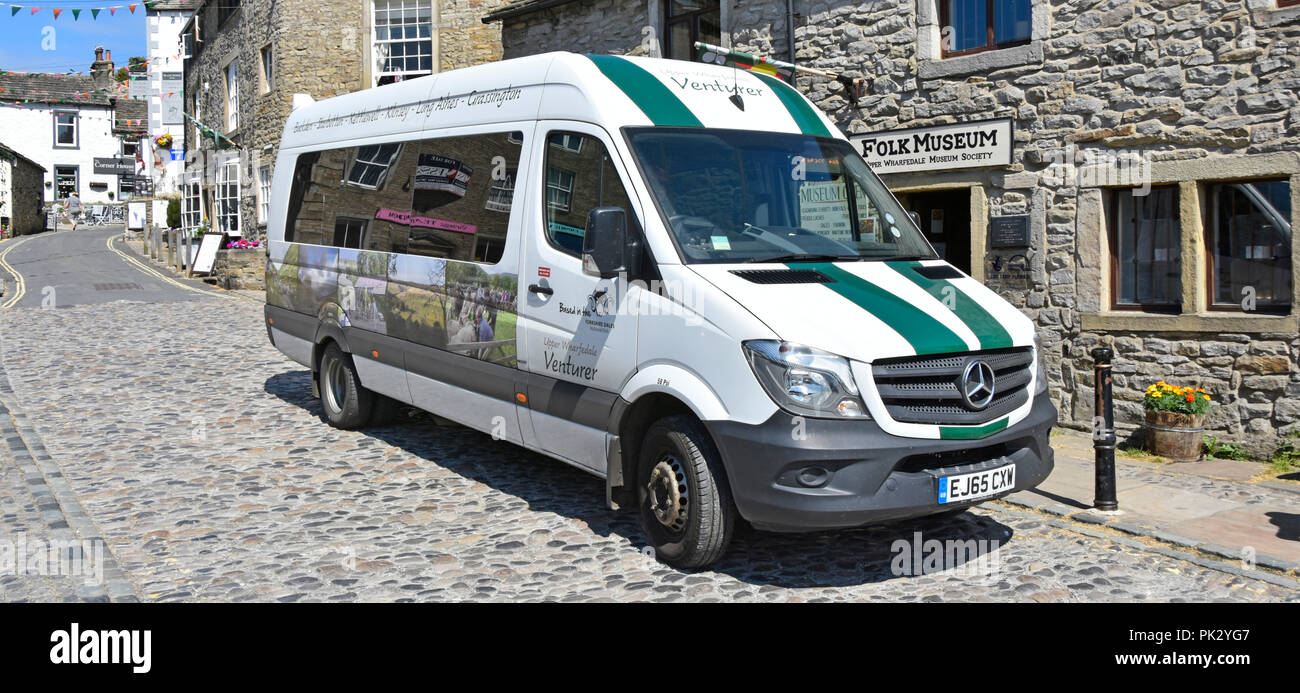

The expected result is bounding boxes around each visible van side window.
[404,132,523,263]
[284,145,408,252]
[543,132,636,258]
[282,131,524,263]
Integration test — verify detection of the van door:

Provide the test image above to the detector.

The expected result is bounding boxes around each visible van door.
[517,123,645,473]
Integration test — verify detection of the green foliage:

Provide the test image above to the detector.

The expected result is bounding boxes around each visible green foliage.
[166,199,181,229]
[1203,434,1251,461]
[1143,381,1212,416]
[1270,431,1300,474]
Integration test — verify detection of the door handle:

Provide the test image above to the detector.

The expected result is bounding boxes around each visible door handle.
[528,283,553,296]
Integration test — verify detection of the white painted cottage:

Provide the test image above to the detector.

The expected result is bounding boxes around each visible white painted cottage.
[0,47,147,206]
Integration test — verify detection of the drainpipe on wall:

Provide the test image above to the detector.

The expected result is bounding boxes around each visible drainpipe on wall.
[433,0,441,73]
[786,0,795,65]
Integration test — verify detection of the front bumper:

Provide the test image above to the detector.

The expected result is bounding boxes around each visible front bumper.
[704,394,1057,532]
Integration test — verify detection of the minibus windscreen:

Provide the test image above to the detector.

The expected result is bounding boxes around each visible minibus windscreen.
[626,128,937,264]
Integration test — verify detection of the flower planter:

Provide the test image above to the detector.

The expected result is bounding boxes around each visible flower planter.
[1145,410,1205,461]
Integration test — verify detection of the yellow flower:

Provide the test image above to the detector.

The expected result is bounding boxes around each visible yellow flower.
[1203,395,1210,400]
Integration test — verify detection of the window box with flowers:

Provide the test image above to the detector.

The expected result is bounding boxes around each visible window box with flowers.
[1143,382,1213,461]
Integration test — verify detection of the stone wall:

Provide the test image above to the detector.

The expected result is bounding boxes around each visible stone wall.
[500,0,653,59]
[186,0,511,243]
[498,0,1300,455]
[0,153,46,236]
[210,247,267,290]
[441,0,511,70]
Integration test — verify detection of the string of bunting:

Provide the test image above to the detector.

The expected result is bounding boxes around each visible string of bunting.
[1,3,162,19]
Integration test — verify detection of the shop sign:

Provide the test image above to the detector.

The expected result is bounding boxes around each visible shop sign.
[850,118,1013,175]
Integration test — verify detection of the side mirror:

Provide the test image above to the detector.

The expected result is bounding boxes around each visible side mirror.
[583,206,641,278]
[908,210,922,228]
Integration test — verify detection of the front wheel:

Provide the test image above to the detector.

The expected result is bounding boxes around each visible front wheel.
[637,415,736,569]
[318,343,374,429]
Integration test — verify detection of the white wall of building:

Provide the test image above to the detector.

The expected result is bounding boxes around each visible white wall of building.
[146,10,192,195]
[0,102,124,205]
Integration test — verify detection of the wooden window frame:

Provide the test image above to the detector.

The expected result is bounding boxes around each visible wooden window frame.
[1204,178,1293,314]
[53,111,78,149]
[1107,186,1182,313]
[940,0,1033,59]
[665,0,721,62]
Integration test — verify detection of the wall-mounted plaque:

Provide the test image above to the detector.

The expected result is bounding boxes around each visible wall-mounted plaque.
[989,215,1031,248]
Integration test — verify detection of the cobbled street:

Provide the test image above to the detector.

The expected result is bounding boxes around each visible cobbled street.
[0,229,1296,602]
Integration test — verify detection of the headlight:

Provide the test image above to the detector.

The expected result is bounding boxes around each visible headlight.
[1034,333,1047,394]
[744,340,869,418]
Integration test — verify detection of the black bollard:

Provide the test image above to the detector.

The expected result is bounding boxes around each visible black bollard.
[1092,347,1118,511]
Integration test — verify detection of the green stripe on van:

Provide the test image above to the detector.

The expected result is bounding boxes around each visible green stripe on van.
[939,417,1009,440]
[585,54,704,127]
[801,263,967,356]
[887,261,1014,351]
[753,72,833,137]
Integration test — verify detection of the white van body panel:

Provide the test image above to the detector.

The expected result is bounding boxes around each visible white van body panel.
[264,52,1057,545]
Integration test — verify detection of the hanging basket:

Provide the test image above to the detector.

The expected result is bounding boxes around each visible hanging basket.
[1145,410,1205,462]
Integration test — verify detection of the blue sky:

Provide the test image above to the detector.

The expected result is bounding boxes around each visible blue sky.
[0,3,147,74]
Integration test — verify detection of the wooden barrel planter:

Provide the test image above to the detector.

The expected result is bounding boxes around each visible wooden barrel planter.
[1145,411,1205,461]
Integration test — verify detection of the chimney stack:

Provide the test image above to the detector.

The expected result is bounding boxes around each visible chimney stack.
[90,45,115,85]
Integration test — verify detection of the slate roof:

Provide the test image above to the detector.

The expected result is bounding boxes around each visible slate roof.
[482,0,582,23]
[0,72,122,107]
[113,97,149,136]
[0,142,45,172]
[149,0,201,11]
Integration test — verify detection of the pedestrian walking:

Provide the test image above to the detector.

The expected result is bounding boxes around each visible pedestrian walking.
[64,192,84,231]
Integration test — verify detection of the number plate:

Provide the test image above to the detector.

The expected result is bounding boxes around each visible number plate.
[937,464,1015,504]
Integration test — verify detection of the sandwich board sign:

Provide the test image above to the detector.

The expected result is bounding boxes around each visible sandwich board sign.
[192,233,223,275]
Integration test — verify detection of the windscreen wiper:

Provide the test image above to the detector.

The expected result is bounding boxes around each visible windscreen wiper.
[744,253,860,264]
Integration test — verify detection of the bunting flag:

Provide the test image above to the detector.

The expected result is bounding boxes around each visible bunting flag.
[0,3,162,18]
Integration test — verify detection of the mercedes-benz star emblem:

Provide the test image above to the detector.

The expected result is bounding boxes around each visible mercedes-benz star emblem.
[959,360,996,410]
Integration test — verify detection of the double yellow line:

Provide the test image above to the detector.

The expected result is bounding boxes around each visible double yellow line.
[104,236,263,304]
[0,236,32,309]
[103,235,215,298]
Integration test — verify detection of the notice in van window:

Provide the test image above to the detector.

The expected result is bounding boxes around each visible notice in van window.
[375,207,477,235]
[416,154,472,197]
[797,182,853,242]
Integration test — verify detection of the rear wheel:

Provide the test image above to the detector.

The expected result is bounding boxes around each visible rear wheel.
[637,415,736,569]
[318,343,373,429]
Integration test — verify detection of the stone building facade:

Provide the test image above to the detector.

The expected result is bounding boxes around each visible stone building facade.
[0,143,46,236]
[486,0,1300,454]
[181,0,510,241]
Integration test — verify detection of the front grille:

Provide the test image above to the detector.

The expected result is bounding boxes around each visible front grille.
[872,347,1033,425]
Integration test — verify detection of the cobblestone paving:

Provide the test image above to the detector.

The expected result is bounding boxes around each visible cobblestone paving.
[0,297,1296,602]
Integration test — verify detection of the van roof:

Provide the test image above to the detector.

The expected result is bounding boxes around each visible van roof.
[280,52,843,151]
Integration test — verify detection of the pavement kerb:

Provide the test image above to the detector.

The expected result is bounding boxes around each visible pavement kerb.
[115,232,265,305]
[992,496,1300,584]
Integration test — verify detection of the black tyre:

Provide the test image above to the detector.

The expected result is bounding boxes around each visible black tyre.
[369,394,405,426]
[637,415,736,569]
[318,343,373,430]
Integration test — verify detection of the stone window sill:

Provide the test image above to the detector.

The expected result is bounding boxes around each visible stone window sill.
[918,42,1044,80]
[1080,311,1299,333]
[1252,4,1300,28]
